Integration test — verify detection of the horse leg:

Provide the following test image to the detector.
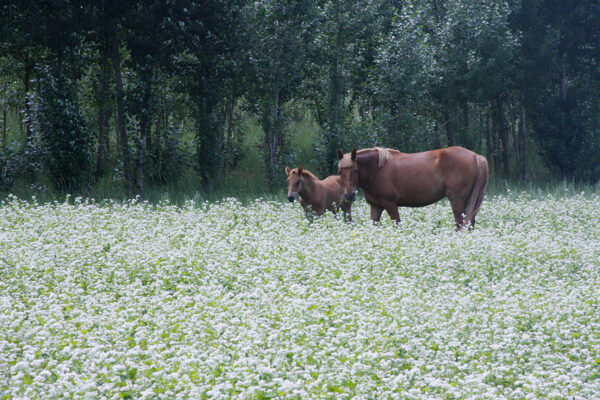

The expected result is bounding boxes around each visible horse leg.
[370,204,384,225]
[453,210,465,230]
[447,192,467,231]
[469,216,476,230]
[382,201,401,224]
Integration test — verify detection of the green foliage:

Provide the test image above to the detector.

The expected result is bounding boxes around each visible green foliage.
[32,69,93,191]
[0,143,24,190]
[147,122,194,185]
[1,0,599,198]
[536,90,600,181]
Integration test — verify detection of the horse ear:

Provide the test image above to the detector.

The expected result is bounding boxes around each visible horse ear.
[337,149,344,160]
[351,148,357,161]
[285,166,291,176]
[297,164,303,175]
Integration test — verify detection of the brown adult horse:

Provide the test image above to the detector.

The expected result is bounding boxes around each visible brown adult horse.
[286,165,352,222]
[337,147,488,230]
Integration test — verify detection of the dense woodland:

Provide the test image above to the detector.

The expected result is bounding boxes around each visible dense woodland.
[1,0,599,198]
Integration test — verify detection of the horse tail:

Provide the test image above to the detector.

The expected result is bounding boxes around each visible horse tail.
[463,155,489,229]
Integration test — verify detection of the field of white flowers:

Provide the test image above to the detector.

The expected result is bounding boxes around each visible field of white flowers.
[1,192,599,399]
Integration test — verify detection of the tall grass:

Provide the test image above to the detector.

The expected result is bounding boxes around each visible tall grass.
[2,105,598,204]
[3,172,598,208]
[485,176,600,199]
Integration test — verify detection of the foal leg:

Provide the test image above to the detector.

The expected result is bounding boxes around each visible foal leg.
[330,203,340,220]
[337,205,352,223]
[304,212,314,223]
[341,202,352,222]
[305,206,324,222]
[303,204,315,223]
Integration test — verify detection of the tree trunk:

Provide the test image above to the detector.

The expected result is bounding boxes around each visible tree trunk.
[444,110,454,146]
[135,68,153,198]
[275,89,283,151]
[157,112,165,181]
[433,121,441,149]
[135,126,147,198]
[24,59,33,140]
[519,88,528,182]
[18,108,23,136]
[479,107,485,155]
[266,97,275,185]
[331,1,342,140]
[2,106,6,146]
[462,100,469,144]
[496,96,509,177]
[224,84,236,172]
[327,70,342,162]
[196,97,222,189]
[111,18,133,197]
[559,69,567,103]
[146,83,154,152]
[264,88,282,188]
[154,115,160,180]
[507,93,519,179]
[95,36,111,181]
[485,112,493,171]
[463,101,469,133]
[268,135,276,183]
[313,95,324,128]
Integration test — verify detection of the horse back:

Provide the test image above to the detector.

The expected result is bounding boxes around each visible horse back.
[373,150,445,206]
[438,146,481,188]
[368,147,480,207]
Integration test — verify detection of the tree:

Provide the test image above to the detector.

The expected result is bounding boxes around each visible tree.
[27,0,94,191]
[529,0,600,181]
[304,0,386,173]
[167,0,238,189]
[245,0,309,186]
[0,0,48,141]
[123,1,167,198]
[375,1,436,151]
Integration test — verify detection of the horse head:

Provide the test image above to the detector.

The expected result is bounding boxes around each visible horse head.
[337,148,357,203]
[285,164,304,202]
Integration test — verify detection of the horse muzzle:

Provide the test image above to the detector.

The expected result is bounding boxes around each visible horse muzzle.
[287,193,297,202]
[344,192,356,203]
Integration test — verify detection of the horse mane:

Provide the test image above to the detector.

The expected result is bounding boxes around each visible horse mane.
[338,154,353,169]
[375,147,393,167]
[338,147,393,169]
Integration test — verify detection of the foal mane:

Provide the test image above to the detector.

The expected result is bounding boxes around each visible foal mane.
[338,147,392,169]
[300,169,317,180]
[291,168,318,180]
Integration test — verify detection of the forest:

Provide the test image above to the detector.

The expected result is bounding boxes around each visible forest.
[1,0,599,199]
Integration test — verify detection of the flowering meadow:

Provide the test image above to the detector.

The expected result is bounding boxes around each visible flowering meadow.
[1,192,599,399]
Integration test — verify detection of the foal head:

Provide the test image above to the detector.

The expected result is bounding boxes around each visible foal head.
[285,165,304,202]
[337,148,358,203]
